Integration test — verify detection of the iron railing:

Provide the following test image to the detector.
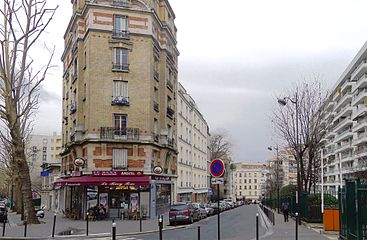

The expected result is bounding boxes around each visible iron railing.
[112,63,129,71]
[100,127,139,140]
[167,106,174,119]
[112,29,129,39]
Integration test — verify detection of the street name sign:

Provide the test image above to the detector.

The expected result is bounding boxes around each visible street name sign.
[211,177,224,185]
[210,159,225,177]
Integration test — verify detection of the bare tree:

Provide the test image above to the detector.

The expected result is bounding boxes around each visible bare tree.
[272,79,327,194]
[209,130,232,160]
[0,0,57,224]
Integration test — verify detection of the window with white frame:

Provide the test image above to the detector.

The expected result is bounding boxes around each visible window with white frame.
[113,15,128,38]
[113,48,129,71]
[112,148,128,169]
[112,81,128,105]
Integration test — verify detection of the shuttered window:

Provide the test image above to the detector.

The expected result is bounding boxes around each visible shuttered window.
[113,149,128,169]
[113,81,128,98]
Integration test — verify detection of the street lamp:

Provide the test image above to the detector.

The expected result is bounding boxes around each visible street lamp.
[277,96,302,224]
[268,145,280,214]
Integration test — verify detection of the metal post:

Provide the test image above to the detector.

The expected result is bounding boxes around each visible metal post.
[321,150,324,214]
[2,219,5,237]
[276,145,280,214]
[256,213,259,240]
[295,212,298,240]
[217,184,220,240]
[86,212,89,236]
[52,213,56,238]
[139,191,142,232]
[158,215,163,240]
[198,226,201,240]
[112,221,116,240]
[24,221,27,237]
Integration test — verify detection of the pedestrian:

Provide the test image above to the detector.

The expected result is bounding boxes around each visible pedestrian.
[281,202,289,222]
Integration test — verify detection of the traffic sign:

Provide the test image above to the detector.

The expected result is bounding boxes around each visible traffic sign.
[210,159,225,177]
[211,177,224,185]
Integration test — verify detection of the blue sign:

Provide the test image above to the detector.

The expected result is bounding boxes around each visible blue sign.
[208,188,213,196]
[40,171,49,177]
[210,159,225,177]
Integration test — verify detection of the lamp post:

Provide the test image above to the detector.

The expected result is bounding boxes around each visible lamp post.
[267,145,280,213]
[278,96,302,224]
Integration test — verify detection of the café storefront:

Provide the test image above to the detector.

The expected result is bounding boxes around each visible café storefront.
[54,171,173,220]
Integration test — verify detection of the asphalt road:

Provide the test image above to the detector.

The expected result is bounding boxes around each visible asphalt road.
[128,205,266,240]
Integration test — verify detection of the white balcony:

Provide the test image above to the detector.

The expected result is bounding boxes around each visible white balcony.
[334,141,353,154]
[352,89,367,107]
[334,129,353,143]
[353,117,367,132]
[352,104,367,120]
[334,92,352,112]
[334,103,352,122]
[351,60,367,81]
[354,131,367,146]
[352,73,367,92]
[333,117,352,133]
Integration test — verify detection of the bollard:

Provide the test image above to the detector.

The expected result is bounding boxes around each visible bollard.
[24,220,27,237]
[2,219,6,237]
[273,211,275,225]
[112,221,116,240]
[198,226,201,240]
[86,212,89,236]
[52,213,57,238]
[295,212,298,240]
[139,212,142,232]
[256,213,259,240]
[158,215,163,240]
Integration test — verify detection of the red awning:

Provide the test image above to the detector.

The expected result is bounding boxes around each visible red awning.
[54,176,150,187]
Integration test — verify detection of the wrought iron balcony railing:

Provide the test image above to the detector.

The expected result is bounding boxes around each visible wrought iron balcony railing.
[112,29,129,39]
[112,96,129,106]
[112,63,129,72]
[167,106,174,119]
[100,127,140,140]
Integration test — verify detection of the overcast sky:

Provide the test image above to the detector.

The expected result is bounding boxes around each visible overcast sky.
[33,0,367,163]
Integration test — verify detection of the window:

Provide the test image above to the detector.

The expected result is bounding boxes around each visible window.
[249,179,251,183]
[239,185,242,190]
[249,191,252,196]
[113,48,129,71]
[112,81,129,105]
[114,114,127,138]
[43,147,47,153]
[42,154,47,162]
[254,179,257,183]
[113,15,128,38]
[249,185,251,190]
[244,179,247,183]
[112,149,128,169]
[239,191,242,196]
[244,185,247,189]
[255,185,257,189]
[239,173,242,177]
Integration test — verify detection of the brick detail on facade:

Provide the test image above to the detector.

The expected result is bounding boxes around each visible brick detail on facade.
[128,159,145,168]
[94,147,101,156]
[138,148,146,157]
[93,159,112,168]
[107,147,113,156]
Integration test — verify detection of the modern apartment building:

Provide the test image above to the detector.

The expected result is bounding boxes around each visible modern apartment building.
[233,162,267,201]
[27,133,62,209]
[176,83,209,203]
[320,41,367,193]
[58,0,179,219]
[268,148,297,187]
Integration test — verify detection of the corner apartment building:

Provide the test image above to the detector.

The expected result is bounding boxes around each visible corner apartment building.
[320,41,367,193]
[27,133,62,209]
[268,148,297,187]
[233,162,267,201]
[176,83,209,203]
[58,0,179,220]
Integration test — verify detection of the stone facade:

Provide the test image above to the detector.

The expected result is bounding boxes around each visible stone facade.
[176,83,210,203]
[59,0,178,219]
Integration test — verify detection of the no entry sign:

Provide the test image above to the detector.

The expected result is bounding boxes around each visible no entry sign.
[210,159,225,177]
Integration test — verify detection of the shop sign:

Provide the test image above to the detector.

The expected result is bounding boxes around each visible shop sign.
[92,171,144,177]
[152,176,171,181]
[72,171,82,177]
[73,158,85,167]
[153,166,163,174]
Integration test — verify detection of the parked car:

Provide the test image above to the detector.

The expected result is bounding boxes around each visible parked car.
[0,202,8,223]
[224,199,235,209]
[220,201,229,211]
[169,203,199,225]
[210,202,220,214]
[192,203,207,219]
[203,203,214,216]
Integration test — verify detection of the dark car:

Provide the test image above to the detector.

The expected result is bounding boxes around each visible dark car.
[169,203,199,225]
[0,203,8,223]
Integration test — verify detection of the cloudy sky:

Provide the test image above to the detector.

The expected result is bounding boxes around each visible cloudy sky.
[34,0,367,163]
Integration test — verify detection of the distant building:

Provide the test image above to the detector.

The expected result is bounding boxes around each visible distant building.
[26,133,62,209]
[176,83,210,203]
[233,162,267,201]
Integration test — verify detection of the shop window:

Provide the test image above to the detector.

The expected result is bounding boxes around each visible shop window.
[113,148,128,169]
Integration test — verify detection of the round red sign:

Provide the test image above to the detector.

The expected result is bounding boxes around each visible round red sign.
[210,159,225,177]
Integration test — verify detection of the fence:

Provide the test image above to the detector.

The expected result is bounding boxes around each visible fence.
[260,204,275,225]
[339,179,367,240]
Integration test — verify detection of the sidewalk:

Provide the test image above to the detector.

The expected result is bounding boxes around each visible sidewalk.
[1,210,178,239]
[260,209,330,240]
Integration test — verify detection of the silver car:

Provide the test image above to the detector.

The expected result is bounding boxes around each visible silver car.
[192,203,207,219]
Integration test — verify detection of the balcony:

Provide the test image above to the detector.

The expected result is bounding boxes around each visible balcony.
[112,0,130,7]
[352,88,367,107]
[70,103,77,114]
[112,63,129,72]
[334,103,352,121]
[333,117,352,133]
[154,70,159,81]
[352,104,367,120]
[167,106,174,119]
[353,117,367,132]
[334,141,352,154]
[354,131,367,146]
[334,128,353,143]
[100,127,140,140]
[353,73,367,92]
[351,60,367,81]
[112,29,129,39]
[167,80,173,91]
[334,92,352,112]
[112,96,129,106]
[153,101,159,112]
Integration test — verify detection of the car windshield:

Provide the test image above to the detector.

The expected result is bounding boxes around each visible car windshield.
[170,205,188,211]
